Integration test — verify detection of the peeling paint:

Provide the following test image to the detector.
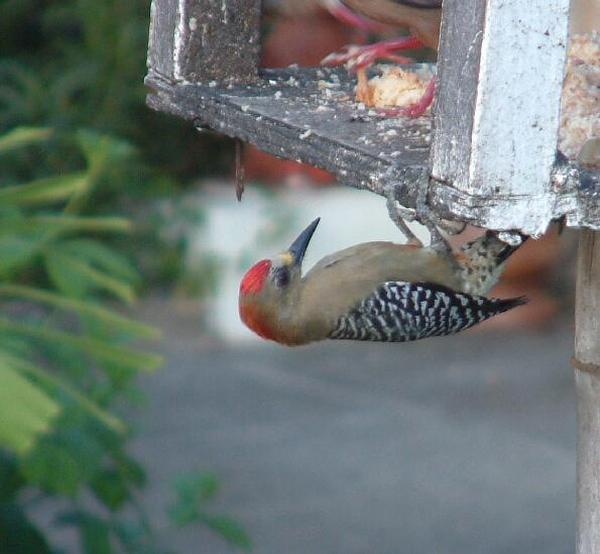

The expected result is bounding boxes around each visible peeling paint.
[221,0,228,24]
[172,0,187,81]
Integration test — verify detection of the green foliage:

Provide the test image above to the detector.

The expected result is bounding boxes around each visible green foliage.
[0,0,231,192]
[0,0,249,547]
[0,129,249,552]
[169,472,252,551]
[0,0,235,291]
[0,126,157,551]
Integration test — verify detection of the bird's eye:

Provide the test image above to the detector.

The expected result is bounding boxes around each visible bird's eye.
[274,267,290,288]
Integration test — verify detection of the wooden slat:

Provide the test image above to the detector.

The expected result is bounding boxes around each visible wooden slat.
[146,67,434,210]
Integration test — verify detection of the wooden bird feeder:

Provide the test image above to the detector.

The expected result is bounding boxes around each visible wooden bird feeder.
[145,1,600,551]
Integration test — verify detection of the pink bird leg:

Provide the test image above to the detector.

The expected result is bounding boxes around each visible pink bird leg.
[321,36,423,70]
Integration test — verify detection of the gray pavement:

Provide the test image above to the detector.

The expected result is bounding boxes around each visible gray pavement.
[131,307,576,554]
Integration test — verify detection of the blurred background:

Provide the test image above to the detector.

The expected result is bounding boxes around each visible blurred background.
[0,1,596,553]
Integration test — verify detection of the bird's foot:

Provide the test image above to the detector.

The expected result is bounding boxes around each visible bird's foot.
[415,187,452,253]
[386,192,423,247]
[378,77,436,118]
[321,36,422,71]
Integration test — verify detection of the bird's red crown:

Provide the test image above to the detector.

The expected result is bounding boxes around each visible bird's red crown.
[240,259,271,295]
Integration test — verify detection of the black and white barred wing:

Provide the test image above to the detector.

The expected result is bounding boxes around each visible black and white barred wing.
[329,281,526,343]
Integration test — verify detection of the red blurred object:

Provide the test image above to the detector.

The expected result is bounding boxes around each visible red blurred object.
[243,145,335,186]
[261,8,361,67]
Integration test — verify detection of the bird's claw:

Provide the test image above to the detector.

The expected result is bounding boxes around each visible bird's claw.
[321,37,422,71]
[415,187,452,253]
[386,192,423,248]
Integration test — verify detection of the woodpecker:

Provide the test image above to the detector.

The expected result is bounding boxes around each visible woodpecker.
[239,218,526,346]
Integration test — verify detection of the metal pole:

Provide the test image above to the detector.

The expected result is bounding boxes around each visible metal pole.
[574,229,600,554]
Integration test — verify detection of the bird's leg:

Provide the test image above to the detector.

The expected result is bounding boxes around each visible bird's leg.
[378,76,436,118]
[386,192,423,247]
[415,184,452,253]
[321,36,423,70]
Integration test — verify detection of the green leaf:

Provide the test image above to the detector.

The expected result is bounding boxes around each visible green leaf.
[44,249,92,298]
[57,511,112,554]
[0,172,90,206]
[0,284,158,339]
[0,232,44,276]
[175,472,219,502]
[0,318,162,372]
[112,453,147,490]
[0,350,125,434]
[45,248,135,303]
[168,472,220,527]
[20,442,80,495]
[48,425,105,483]
[168,496,199,527]
[2,215,131,234]
[62,239,139,284]
[0,504,52,554]
[76,129,135,175]
[0,127,52,154]
[0,451,25,501]
[200,514,252,551]
[80,515,112,554]
[92,469,129,511]
[0,365,60,455]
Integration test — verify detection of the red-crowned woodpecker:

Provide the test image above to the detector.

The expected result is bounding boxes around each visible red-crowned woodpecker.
[239,218,526,346]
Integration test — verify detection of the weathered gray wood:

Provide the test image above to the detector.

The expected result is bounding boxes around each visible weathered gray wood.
[430,0,486,191]
[574,230,600,369]
[430,0,571,235]
[146,67,433,208]
[429,155,600,232]
[147,66,600,229]
[574,229,600,554]
[147,0,261,84]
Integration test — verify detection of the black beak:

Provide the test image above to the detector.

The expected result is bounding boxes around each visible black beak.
[288,218,320,266]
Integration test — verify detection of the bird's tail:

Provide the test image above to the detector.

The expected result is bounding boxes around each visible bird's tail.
[492,295,529,314]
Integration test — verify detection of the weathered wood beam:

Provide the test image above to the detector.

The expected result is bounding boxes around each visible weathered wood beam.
[430,0,571,235]
[147,0,261,84]
[146,67,434,209]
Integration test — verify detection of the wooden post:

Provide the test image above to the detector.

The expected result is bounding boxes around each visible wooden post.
[572,5,600,550]
[574,230,600,554]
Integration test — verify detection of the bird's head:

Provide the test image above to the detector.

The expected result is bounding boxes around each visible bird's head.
[239,218,320,343]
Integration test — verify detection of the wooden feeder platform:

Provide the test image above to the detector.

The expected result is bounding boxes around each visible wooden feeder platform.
[146,66,434,207]
[146,62,600,231]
